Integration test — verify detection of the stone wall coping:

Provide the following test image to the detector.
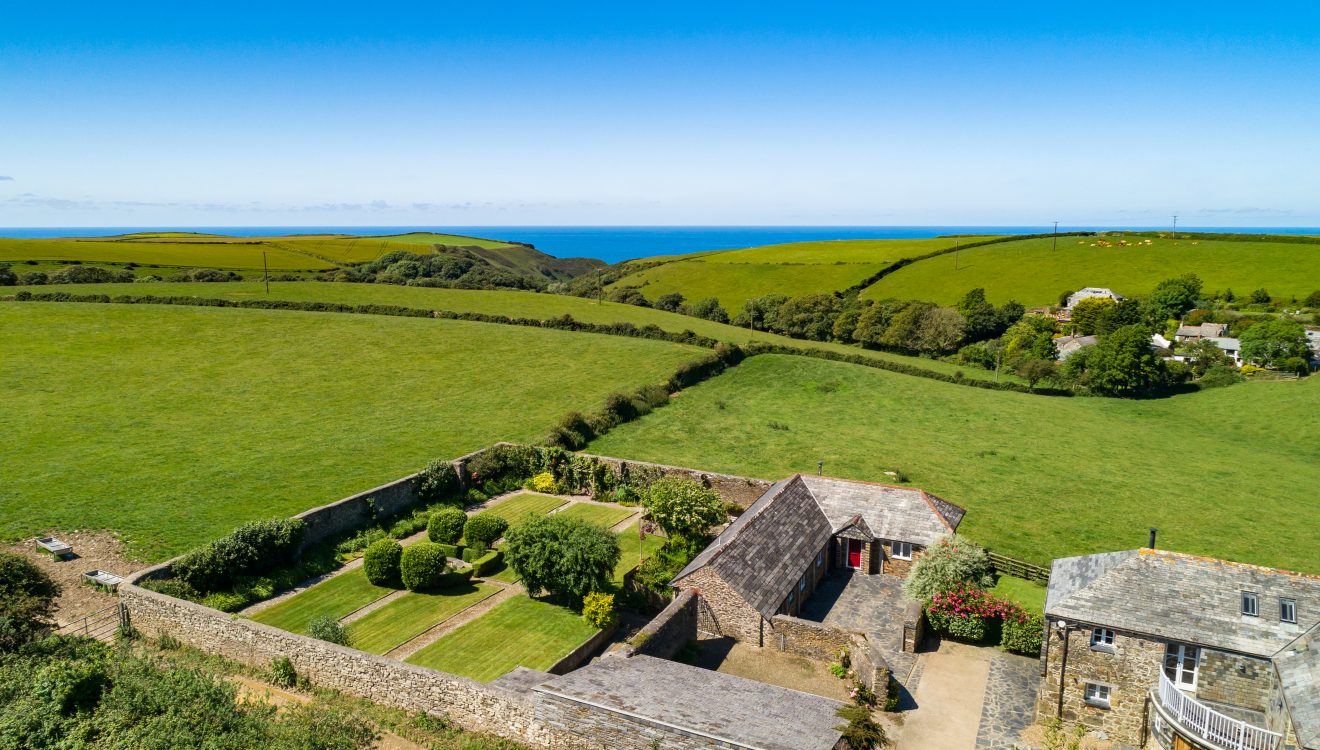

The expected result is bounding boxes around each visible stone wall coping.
[292,471,421,522]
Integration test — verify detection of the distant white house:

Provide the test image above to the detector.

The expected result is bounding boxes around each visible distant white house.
[1055,334,1098,360]
[1175,322,1229,341]
[1151,332,1173,350]
[1065,287,1124,310]
[1169,336,1243,367]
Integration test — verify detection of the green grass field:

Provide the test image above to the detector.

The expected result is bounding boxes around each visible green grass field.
[612,523,667,586]
[990,575,1047,613]
[590,354,1320,573]
[480,492,570,528]
[607,237,1002,312]
[554,502,637,529]
[0,303,700,559]
[862,234,1320,305]
[249,569,392,634]
[348,583,498,654]
[358,232,516,249]
[405,595,599,681]
[8,280,1014,383]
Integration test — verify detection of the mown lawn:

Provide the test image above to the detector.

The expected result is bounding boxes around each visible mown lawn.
[991,575,1047,614]
[479,492,570,528]
[0,303,700,560]
[612,523,667,587]
[554,502,637,529]
[591,354,1320,573]
[862,234,1320,305]
[405,595,598,681]
[250,569,392,634]
[349,583,498,654]
[15,281,1013,383]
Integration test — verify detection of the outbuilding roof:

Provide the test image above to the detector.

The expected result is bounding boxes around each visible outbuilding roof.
[1046,549,1320,657]
[673,474,963,619]
[534,655,844,750]
[1274,624,1320,750]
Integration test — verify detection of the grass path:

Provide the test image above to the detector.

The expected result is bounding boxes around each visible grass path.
[0,302,699,559]
[405,595,599,682]
[552,502,638,529]
[591,354,1320,573]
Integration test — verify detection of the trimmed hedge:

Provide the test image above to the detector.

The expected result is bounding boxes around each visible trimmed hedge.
[470,549,503,577]
[172,518,304,595]
[434,543,463,559]
[1001,611,1046,655]
[427,506,467,544]
[399,542,449,591]
[362,538,403,586]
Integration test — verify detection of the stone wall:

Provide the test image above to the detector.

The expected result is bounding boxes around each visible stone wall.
[1196,650,1272,713]
[120,576,552,746]
[769,615,853,663]
[628,588,698,660]
[901,601,925,653]
[685,568,767,645]
[548,625,618,676]
[1035,622,1165,748]
[1264,667,1302,748]
[851,636,892,693]
[292,472,421,552]
[576,451,773,508]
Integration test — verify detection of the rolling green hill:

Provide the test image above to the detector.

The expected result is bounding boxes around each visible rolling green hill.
[604,237,1000,312]
[861,233,1320,305]
[591,353,1320,574]
[0,301,699,560]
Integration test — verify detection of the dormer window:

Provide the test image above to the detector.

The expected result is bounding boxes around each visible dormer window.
[1281,598,1297,624]
[1242,591,1259,617]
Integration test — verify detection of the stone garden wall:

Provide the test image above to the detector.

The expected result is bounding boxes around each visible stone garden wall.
[901,601,925,653]
[625,588,698,660]
[547,625,619,675]
[768,614,889,691]
[292,472,421,553]
[576,452,773,508]
[119,574,553,746]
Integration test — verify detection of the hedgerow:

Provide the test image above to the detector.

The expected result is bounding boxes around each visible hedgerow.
[172,518,304,595]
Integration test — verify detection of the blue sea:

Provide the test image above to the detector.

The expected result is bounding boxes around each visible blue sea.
[2,225,1318,264]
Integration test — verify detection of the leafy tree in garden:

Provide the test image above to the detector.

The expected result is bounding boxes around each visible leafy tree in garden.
[767,294,844,341]
[1181,338,1231,377]
[1147,274,1204,320]
[957,288,999,341]
[732,294,788,330]
[1240,318,1310,367]
[904,535,994,602]
[416,459,458,504]
[462,513,509,552]
[653,292,686,312]
[995,300,1026,332]
[503,515,620,602]
[427,506,467,544]
[1250,288,1273,304]
[1000,315,1057,366]
[686,297,729,323]
[0,552,60,651]
[1095,298,1151,335]
[914,307,966,354]
[1058,289,1074,308]
[1068,297,1115,335]
[643,476,726,540]
[1073,325,1169,396]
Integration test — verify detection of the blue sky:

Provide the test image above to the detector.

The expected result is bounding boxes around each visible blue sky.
[3,2,1319,226]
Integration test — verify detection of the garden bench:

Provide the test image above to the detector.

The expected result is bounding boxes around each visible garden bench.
[83,570,124,592]
[34,536,73,558]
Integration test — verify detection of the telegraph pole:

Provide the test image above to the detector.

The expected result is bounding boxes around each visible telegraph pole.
[1053,221,1059,251]
[1172,215,1178,239]
[262,251,270,294]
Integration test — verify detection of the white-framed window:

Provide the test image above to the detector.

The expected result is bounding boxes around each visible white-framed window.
[1090,627,1115,651]
[1242,591,1259,617]
[1083,682,1111,708]
[1281,598,1297,624]
[1164,643,1200,688]
[890,540,913,560]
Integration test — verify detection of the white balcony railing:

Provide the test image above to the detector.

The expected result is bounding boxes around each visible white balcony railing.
[1153,671,1281,750]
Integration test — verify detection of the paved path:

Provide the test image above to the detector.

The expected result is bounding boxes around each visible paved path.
[975,651,1042,750]
[892,641,992,750]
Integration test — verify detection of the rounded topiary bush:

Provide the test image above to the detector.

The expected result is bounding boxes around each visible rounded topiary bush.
[463,513,509,552]
[400,542,449,591]
[427,506,467,545]
[362,538,403,586]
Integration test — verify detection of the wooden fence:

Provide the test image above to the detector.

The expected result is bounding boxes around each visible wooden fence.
[988,552,1051,585]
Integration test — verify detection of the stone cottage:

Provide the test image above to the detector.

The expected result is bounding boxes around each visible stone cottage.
[1036,547,1320,750]
[671,474,964,646]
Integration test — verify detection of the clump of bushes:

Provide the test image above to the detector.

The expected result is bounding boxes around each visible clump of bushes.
[903,534,994,602]
[336,527,387,558]
[362,538,403,586]
[400,542,449,591]
[416,460,459,504]
[270,656,296,688]
[581,592,618,630]
[427,506,467,545]
[0,551,60,651]
[525,472,561,494]
[924,581,1044,655]
[172,518,304,595]
[1000,610,1046,655]
[643,477,725,540]
[463,513,508,553]
[307,614,352,646]
[503,515,621,602]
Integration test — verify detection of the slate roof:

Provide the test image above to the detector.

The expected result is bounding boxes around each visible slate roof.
[1046,549,1320,657]
[534,655,844,750]
[1274,623,1320,750]
[1176,323,1229,339]
[673,474,962,619]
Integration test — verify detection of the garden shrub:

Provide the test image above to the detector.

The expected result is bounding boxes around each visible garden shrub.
[336,527,386,557]
[924,582,1020,643]
[466,443,540,487]
[400,542,449,591]
[173,518,304,594]
[200,591,249,613]
[471,549,503,577]
[362,538,403,586]
[0,552,60,651]
[427,506,467,544]
[435,543,462,559]
[436,568,475,588]
[903,534,994,602]
[835,704,888,750]
[503,514,621,602]
[270,656,296,688]
[525,472,561,494]
[387,509,431,538]
[1000,610,1046,655]
[643,477,725,539]
[416,459,459,504]
[581,592,618,629]
[307,614,352,646]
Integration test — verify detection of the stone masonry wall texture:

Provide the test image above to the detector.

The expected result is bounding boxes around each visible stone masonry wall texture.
[1197,649,1272,713]
[1036,625,1165,749]
[631,588,698,660]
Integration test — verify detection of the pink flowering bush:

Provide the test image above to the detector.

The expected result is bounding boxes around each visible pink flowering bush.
[924,581,1028,643]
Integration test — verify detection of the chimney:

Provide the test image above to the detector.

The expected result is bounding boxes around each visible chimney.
[1148,528,1158,549]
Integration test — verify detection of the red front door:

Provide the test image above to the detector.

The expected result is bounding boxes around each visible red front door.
[847,539,863,569]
